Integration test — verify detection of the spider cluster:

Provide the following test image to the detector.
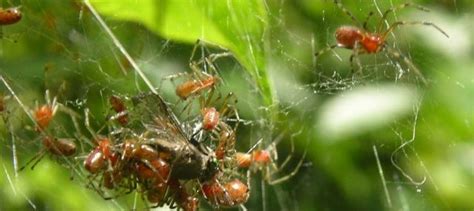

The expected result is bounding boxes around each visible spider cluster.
[6,41,305,210]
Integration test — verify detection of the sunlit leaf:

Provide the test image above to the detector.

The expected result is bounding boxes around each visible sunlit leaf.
[316,84,420,141]
[89,0,273,106]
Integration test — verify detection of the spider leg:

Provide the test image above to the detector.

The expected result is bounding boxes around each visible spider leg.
[333,0,361,26]
[201,87,218,109]
[141,159,168,184]
[264,130,307,185]
[190,39,229,65]
[86,173,112,200]
[207,52,233,64]
[349,42,364,75]
[190,39,230,81]
[267,146,307,185]
[218,92,240,130]
[362,11,375,30]
[382,21,449,40]
[45,90,52,107]
[158,72,191,91]
[314,44,344,68]
[384,45,428,85]
[263,133,295,179]
[18,149,46,171]
[204,52,232,83]
[83,108,108,144]
[189,61,209,81]
[377,3,430,32]
[216,180,234,207]
[189,39,217,72]
[179,99,196,119]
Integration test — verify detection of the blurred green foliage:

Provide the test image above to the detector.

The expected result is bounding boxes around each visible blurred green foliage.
[1,0,473,210]
[91,0,273,109]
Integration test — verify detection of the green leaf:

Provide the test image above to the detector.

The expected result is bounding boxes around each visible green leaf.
[88,0,273,107]
[316,84,420,141]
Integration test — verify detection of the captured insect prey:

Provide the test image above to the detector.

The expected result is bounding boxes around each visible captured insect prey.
[128,92,217,180]
[74,88,251,209]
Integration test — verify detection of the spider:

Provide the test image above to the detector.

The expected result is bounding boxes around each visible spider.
[84,136,171,200]
[33,90,58,131]
[160,41,243,147]
[108,95,129,126]
[0,6,22,25]
[166,179,200,211]
[19,136,77,171]
[84,137,116,174]
[131,92,253,209]
[315,1,449,84]
[194,91,241,146]
[175,75,219,101]
[19,90,80,171]
[160,39,233,114]
[201,173,249,208]
[214,122,237,161]
[33,90,81,132]
[124,92,225,209]
[235,130,308,185]
[83,137,127,198]
[161,40,227,97]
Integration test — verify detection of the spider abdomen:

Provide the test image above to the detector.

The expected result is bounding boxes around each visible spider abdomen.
[336,26,384,53]
[335,26,363,49]
[0,7,21,25]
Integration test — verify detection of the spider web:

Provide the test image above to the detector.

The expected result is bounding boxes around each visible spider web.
[1,0,472,210]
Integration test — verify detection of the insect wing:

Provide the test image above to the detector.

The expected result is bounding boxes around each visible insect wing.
[130,93,212,180]
[129,92,188,144]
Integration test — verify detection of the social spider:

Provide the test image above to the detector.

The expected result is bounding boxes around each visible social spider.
[33,90,58,131]
[19,136,77,171]
[160,40,243,152]
[108,95,129,126]
[201,173,249,208]
[129,92,254,209]
[315,1,449,84]
[235,130,308,185]
[32,90,81,133]
[19,90,80,171]
[0,6,22,25]
[160,40,234,113]
[161,40,224,98]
